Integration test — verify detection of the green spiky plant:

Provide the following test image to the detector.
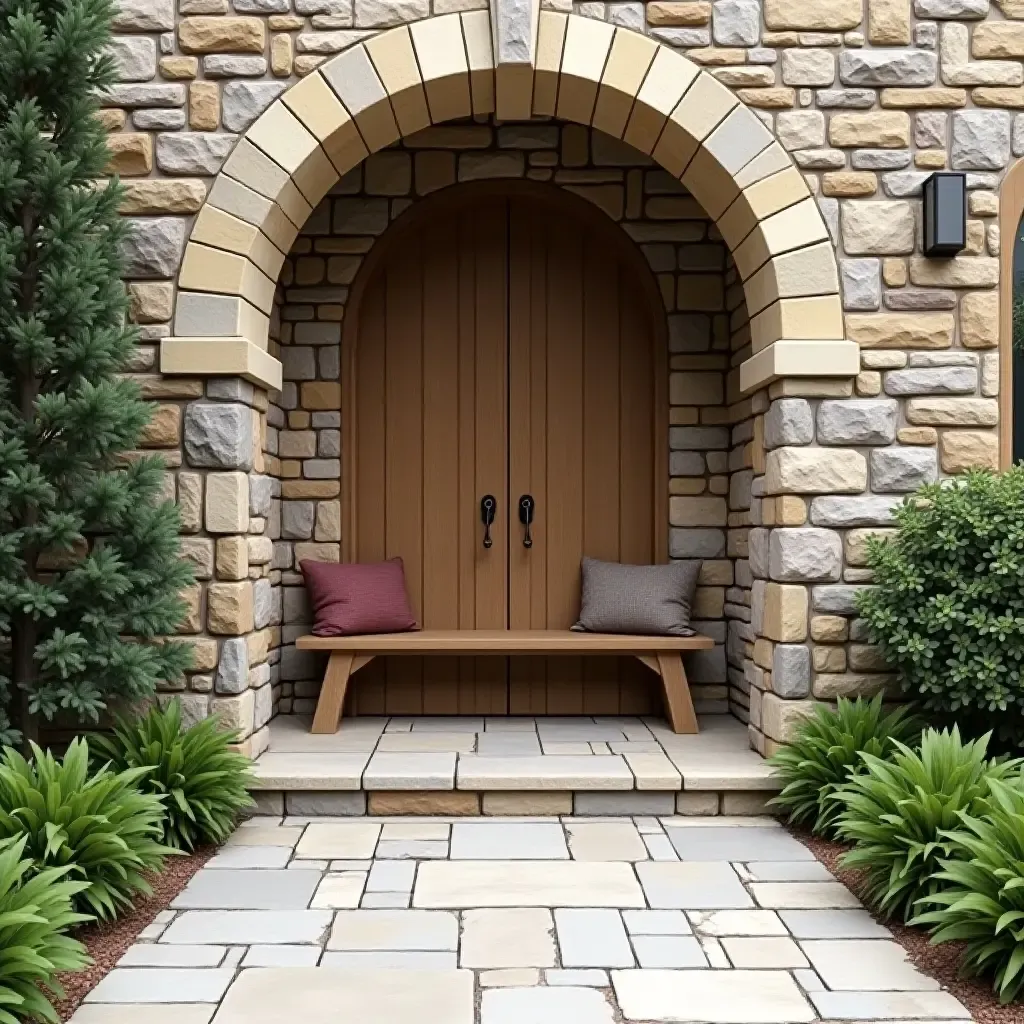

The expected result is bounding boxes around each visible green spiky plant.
[0,0,193,749]
[914,779,1024,1004]
[768,694,921,838]
[0,737,172,919]
[834,727,1024,922]
[92,699,255,851]
[0,834,91,1024]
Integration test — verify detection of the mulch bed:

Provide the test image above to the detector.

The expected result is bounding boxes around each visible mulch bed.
[54,846,216,1023]
[794,828,1019,1024]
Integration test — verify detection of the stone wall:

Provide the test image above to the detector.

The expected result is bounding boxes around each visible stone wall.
[110,0,1014,757]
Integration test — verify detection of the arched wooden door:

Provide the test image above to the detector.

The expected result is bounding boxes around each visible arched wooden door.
[344,184,666,715]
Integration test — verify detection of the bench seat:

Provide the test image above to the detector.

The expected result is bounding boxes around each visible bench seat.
[297,629,714,735]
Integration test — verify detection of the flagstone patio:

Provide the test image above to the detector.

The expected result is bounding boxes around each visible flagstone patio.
[69,815,973,1024]
[250,713,780,816]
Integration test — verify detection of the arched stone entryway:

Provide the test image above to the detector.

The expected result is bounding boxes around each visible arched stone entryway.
[160,10,857,397]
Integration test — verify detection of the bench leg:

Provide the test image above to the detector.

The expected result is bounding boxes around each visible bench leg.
[311,652,355,734]
[655,653,699,735]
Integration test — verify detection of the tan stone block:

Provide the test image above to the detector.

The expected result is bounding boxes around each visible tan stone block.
[718,166,809,251]
[278,430,316,459]
[845,527,895,567]
[829,111,910,148]
[178,472,202,533]
[189,81,219,130]
[906,398,999,427]
[821,171,876,197]
[669,496,728,526]
[776,495,807,525]
[868,0,910,44]
[734,197,829,280]
[646,0,711,24]
[940,430,999,472]
[846,313,953,350]
[676,792,720,815]
[970,192,999,218]
[765,0,861,29]
[761,693,817,742]
[179,537,214,580]
[897,426,938,445]
[814,673,896,699]
[914,149,946,169]
[972,86,1024,109]
[908,256,998,288]
[693,587,726,619]
[810,615,848,643]
[178,583,202,634]
[178,243,275,316]
[96,109,125,131]
[247,628,272,667]
[129,282,173,324]
[960,291,998,348]
[188,637,219,672]
[750,295,844,352]
[670,371,724,406]
[973,22,1024,58]
[301,382,341,410]
[856,371,881,396]
[765,448,867,495]
[216,535,249,580]
[160,55,198,79]
[179,16,265,53]
[409,15,471,126]
[763,583,808,642]
[881,259,906,287]
[624,48,700,156]
[294,542,340,562]
[140,403,180,448]
[841,200,915,256]
[271,33,293,77]
[139,377,205,400]
[744,241,839,314]
[160,340,281,393]
[314,501,341,542]
[415,151,455,194]
[121,179,207,215]
[207,581,254,635]
[106,133,152,175]
[735,87,796,109]
[368,791,480,815]
[210,689,255,735]
[281,480,341,498]
[482,792,572,815]
[813,646,847,673]
[879,87,966,108]
[205,472,249,534]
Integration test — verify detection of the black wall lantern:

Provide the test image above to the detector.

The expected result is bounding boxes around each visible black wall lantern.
[922,171,966,257]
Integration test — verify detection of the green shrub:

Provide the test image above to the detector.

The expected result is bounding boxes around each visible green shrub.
[856,468,1024,747]
[91,700,255,851]
[914,779,1024,1004]
[0,738,171,920]
[834,726,1023,922]
[0,835,91,1024]
[768,694,921,838]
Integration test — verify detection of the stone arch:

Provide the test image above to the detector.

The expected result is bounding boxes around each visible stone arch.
[161,10,858,395]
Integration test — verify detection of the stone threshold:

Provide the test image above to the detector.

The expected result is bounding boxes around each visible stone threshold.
[249,789,779,818]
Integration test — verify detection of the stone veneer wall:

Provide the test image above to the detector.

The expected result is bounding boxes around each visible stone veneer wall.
[268,117,750,720]
[111,0,1015,758]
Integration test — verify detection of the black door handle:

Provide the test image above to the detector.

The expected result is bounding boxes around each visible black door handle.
[518,494,535,548]
[480,494,496,549]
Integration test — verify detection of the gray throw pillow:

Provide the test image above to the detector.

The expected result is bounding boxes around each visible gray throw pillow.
[571,557,702,637]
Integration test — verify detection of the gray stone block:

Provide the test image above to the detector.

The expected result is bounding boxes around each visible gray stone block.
[121,217,186,278]
[914,0,987,16]
[670,451,706,476]
[870,448,937,493]
[817,400,897,445]
[810,496,900,528]
[669,426,730,451]
[156,133,235,175]
[281,501,315,539]
[748,527,768,579]
[249,474,274,516]
[812,585,872,616]
[839,49,937,86]
[184,402,254,470]
[172,869,322,911]
[772,644,812,699]
[840,259,880,311]
[556,908,635,967]
[253,578,274,630]
[952,110,1011,171]
[285,792,367,817]
[161,909,332,944]
[215,637,249,695]
[666,825,812,861]
[221,81,287,132]
[669,528,726,558]
[713,0,760,45]
[883,367,977,395]
[768,528,842,583]
[573,792,676,816]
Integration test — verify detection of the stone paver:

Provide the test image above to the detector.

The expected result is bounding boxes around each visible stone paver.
[555,908,634,967]
[480,987,615,1024]
[171,870,321,910]
[461,908,556,968]
[456,755,635,790]
[363,752,457,789]
[450,823,569,859]
[211,968,474,1023]
[106,814,972,1024]
[637,862,754,909]
[612,968,817,1022]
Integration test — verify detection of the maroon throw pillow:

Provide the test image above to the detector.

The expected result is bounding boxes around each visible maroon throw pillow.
[300,557,418,637]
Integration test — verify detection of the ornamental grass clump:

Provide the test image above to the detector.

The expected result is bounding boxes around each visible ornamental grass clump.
[833,726,1023,923]
[92,699,255,851]
[0,738,171,919]
[768,694,921,838]
[914,779,1024,1004]
[856,468,1024,748]
[0,835,90,1024]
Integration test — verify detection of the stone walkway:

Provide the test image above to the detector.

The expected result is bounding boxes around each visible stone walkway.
[71,816,972,1023]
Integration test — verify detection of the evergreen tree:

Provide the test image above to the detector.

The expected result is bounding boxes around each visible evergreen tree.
[0,0,192,745]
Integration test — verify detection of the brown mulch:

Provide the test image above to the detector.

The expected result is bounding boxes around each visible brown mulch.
[793,828,1021,1024]
[53,846,216,1023]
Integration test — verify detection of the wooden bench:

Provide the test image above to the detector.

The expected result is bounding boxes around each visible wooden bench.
[296,630,715,735]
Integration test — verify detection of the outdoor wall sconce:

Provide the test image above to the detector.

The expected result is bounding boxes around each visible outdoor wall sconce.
[922,172,966,257]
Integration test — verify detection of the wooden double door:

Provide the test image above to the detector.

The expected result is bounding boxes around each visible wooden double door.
[344,185,665,715]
